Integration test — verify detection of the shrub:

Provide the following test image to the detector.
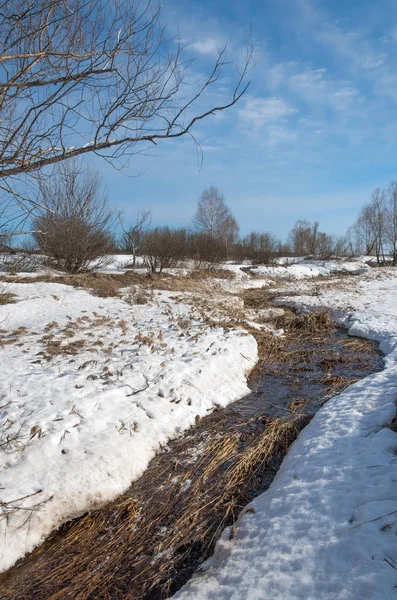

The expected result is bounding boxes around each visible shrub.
[32,161,116,273]
[141,227,187,273]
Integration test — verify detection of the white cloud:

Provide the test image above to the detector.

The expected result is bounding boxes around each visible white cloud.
[238,96,298,128]
[189,38,222,56]
[362,57,385,70]
[289,68,360,113]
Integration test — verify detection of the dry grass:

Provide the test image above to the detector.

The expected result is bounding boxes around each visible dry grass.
[0,326,29,347]
[0,412,308,600]
[274,309,333,334]
[0,292,16,305]
[188,268,235,281]
[127,287,154,305]
[242,287,270,309]
[0,269,233,298]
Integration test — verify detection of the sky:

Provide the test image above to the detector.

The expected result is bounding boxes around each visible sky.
[90,0,397,241]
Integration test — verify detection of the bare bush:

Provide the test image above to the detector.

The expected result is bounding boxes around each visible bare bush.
[142,227,187,273]
[2,253,42,274]
[242,232,279,264]
[187,231,226,269]
[32,161,115,273]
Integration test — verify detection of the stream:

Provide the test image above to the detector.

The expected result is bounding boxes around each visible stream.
[0,307,384,600]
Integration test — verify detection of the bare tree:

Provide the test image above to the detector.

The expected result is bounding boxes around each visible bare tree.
[193,186,239,259]
[351,208,376,256]
[385,181,397,265]
[32,161,116,273]
[288,220,320,256]
[0,0,253,234]
[361,189,387,264]
[120,209,152,267]
[351,189,388,263]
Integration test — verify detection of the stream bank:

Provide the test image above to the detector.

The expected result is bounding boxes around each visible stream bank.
[0,297,383,600]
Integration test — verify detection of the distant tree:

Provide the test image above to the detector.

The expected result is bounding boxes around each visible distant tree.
[0,227,15,253]
[369,188,387,263]
[288,219,320,256]
[350,186,393,263]
[385,181,397,265]
[193,186,239,259]
[351,207,376,256]
[32,161,115,273]
[120,209,152,267]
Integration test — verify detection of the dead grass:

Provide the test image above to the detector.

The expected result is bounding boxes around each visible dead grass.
[0,412,308,600]
[0,269,230,297]
[242,287,270,309]
[188,268,235,281]
[0,292,16,305]
[274,309,333,334]
[127,287,154,305]
[0,325,29,347]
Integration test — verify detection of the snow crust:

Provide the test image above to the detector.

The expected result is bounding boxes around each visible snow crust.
[174,270,397,600]
[0,281,257,572]
[250,259,370,279]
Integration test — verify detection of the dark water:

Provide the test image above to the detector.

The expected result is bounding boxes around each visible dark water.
[234,328,383,420]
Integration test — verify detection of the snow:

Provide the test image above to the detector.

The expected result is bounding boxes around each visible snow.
[249,259,370,279]
[174,268,397,600]
[0,279,257,572]
[4,257,397,597]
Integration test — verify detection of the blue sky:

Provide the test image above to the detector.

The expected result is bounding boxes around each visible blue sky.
[92,0,397,240]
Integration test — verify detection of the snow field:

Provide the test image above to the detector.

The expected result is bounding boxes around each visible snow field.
[0,280,257,572]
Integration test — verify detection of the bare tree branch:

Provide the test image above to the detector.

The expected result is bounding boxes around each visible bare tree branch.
[0,0,253,230]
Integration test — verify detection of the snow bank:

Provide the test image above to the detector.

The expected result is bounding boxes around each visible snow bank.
[0,281,257,572]
[250,259,370,279]
[174,272,397,600]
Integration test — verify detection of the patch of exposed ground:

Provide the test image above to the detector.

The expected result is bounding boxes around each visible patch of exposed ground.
[0,290,383,600]
[0,268,235,298]
[0,292,16,305]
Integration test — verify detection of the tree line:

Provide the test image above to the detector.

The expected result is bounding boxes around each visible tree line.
[3,158,397,274]
[347,183,397,264]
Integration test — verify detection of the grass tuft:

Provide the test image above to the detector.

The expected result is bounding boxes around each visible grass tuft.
[0,292,16,305]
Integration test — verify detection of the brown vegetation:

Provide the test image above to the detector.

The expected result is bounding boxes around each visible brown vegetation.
[0,412,308,600]
[0,292,15,305]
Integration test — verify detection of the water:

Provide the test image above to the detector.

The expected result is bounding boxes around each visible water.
[233,327,383,419]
